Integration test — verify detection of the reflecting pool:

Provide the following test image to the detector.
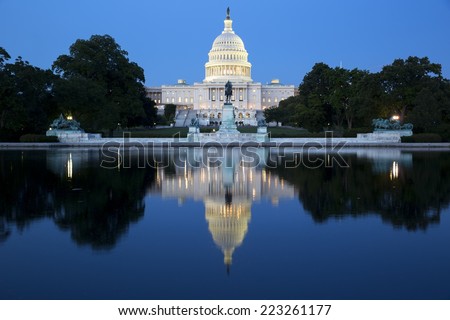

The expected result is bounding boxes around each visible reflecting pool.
[0,148,449,299]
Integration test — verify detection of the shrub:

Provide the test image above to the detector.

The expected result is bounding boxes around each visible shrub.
[19,134,59,143]
[401,133,442,143]
[435,123,450,142]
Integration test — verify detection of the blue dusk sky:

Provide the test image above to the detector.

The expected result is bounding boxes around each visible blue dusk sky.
[1,0,449,86]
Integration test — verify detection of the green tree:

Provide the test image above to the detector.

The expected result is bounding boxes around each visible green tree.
[142,97,157,127]
[0,47,16,135]
[380,56,442,121]
[349,72,384,127]
[264,96,299,125]
[164,103,177,123]
[408,87,441,132]
[262,57,449,134]
[0,49,57,138]
[295,63,333,131]
[0,47,10,65]
[53,35,150,132]
[328,68,376,129]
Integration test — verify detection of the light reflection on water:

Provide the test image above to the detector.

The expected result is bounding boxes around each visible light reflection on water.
[0,148,449,299]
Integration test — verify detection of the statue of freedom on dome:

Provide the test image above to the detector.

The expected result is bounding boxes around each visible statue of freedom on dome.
[225,81,233,104]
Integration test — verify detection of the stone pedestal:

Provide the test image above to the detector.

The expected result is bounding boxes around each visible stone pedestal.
[189,126,200,134]
[218,103,238,134]
[46,129,91,142]
[257,126,267,134]
[186,102,270,143]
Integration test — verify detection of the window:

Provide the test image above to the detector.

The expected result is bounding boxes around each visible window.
[239,95,243,101]
[190,98,194,103]
[185,97,188,103]
[262,98,266,103]
[171,98,175,103]
[178,97,182,103]
[166,98,169,103]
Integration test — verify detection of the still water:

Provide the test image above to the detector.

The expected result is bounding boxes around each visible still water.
[0,148,449,299]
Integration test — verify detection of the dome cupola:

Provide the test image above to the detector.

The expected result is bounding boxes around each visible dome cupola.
[204,8,252,83]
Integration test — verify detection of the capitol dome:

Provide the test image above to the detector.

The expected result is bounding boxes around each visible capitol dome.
[204,8,252,83]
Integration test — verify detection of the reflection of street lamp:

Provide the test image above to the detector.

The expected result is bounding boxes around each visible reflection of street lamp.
[390,161,399,180]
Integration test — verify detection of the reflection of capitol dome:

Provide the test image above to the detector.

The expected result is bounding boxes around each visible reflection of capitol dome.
[204,8,252,83]
[205,197,251,267]
[148,151,296,271]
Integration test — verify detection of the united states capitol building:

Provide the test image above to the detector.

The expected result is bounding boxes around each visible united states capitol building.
[146,8,295,126]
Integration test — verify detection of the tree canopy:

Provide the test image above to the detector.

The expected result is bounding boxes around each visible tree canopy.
[52,34,155,131]
[0,36,158,140]
[266,56,450,136]
[0,49,57,139]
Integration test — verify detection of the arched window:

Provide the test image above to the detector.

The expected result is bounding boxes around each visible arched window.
[238,113,243,119]
[218,113,222,119]
[246,112,250,119]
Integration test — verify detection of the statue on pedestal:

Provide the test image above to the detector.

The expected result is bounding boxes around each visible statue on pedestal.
[225,81,233,104]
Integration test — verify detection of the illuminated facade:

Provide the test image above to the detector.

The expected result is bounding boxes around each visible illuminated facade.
[146,8,295,126]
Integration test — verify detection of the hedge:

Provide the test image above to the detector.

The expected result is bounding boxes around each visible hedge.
[401,133,442,143]
[19,134,59,142]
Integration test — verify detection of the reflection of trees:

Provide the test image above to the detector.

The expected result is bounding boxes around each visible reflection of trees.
[0,150,154,249]
[272,152,450,231]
